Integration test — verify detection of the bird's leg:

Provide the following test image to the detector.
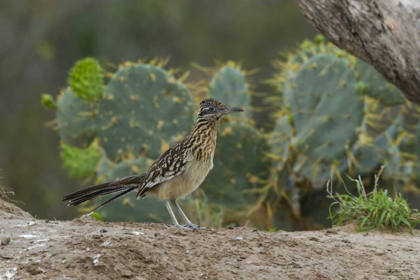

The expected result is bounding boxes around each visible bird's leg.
[172,199,205,229]
[163,200,182,228]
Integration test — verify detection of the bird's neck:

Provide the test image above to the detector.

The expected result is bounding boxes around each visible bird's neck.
[192,117,219,136]
[190,117,219,161]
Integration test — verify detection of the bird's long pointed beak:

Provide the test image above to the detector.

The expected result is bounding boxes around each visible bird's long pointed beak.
[225,107,244,114]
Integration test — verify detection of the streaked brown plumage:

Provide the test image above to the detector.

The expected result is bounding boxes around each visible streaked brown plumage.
[62,99,243,229]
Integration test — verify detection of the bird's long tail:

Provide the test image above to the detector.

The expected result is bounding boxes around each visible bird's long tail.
[62,173,146,215]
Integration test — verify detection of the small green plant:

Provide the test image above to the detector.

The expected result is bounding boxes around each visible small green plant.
[327,167,420,233]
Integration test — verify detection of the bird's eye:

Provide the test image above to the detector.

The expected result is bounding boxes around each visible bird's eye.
[209,107,215,111]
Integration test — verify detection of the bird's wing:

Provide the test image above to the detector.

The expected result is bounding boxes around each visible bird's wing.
[136,140,192,198]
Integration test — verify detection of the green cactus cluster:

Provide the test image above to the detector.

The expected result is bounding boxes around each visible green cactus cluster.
[42,58,197,223]
[42,38,420,230]
[271,53,366,189]
[45,59,196,179]
[264,36,420,230]
[98,63,195,161]
[43,58,269,225]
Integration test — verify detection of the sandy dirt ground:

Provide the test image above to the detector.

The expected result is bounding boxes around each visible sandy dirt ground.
[1,198,420,280]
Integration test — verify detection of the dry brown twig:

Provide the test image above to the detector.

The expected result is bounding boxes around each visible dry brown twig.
[358,175,367,201]
[326,176,341,203]
[0,174,15,201]
[0,186,14,201]
[374,165,385,193]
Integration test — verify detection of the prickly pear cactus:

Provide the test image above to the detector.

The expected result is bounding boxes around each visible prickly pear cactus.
[95,157,171,223]
[201,122,269,208]
[56,88,98,148]
[352,117,400,174]
[269,115,294,173]
[60,140,102,180]
[43,58,196,179]
[97,63,195,161]
[41,94,57,110]
[270,35,409,191]
[208,65,251,119]
[68,57,104,101]
[95,154,114,183]
[292,55,364,160]
[276,40,349,99]
[355,60,406,106]
[383,144,401,179]
[276,36,405,109]
[273,54,365,188]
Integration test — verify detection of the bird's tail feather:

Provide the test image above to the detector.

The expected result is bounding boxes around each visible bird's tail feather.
[62,173,146,214]
[87,186,137,215]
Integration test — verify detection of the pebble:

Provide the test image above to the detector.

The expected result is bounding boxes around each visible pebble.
[100,241,111,247]
[0,254,13,260]
[121,269,133,278]
[375,249,386,256]
[27,266,42,275]
[1,237,11,246]
[325,229,338,234]
[402,247,413,252]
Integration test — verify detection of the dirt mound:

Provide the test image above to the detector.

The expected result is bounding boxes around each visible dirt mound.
[0,197,32,219]
[0,205,419,279]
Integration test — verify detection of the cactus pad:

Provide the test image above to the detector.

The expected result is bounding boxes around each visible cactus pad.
[353,119,400,174]
[97,64,195,161]
[208,66,251,119]
[270,54,365,188]
[41,94,57,110]
[60,140,102,179]
[56,88,98,148]
[355,60,406,106]
[292,55,364,162]
[68,57,104,101]
[269,115,294,172]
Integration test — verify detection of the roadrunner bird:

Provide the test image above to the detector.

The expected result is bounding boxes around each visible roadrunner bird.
[63,99,243,229]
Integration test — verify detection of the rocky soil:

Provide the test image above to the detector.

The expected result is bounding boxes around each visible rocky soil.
[1,198,420,280]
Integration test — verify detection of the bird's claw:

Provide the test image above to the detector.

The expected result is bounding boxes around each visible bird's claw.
[173,223,206,230]
[174,224,193,230]
[184,223,207,230]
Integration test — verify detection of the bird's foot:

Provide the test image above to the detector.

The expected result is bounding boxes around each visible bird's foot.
[171,223,206,230]
[184,223,207,230]
[174,224,193,230]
